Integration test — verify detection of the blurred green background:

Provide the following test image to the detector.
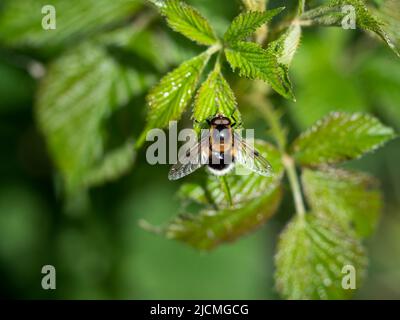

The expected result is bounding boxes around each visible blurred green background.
[0,0,399,299]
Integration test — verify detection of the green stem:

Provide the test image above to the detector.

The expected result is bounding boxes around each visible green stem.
[246,81,287,152]
[298,0,306,15]
[207,43,222,56]
[244,81,306,218]
[254,101,286,153]
[243,77,307,219]
[214,51,223,72]
[219,176,233,207]
[283,154,306,218]
[242,0,267,11]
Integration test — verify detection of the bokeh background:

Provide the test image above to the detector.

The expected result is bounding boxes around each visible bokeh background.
[0,0,399,299]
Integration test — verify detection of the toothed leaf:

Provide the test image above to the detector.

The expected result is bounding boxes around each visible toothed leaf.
[291,112,395,166]
[193,68,241,124]
[225,41,295,100]
[143,141,284,250]
[224,8,284,43]
[275,214,367,299]
[36,42,152,191]
[145,52,210,131]
[160,0,218,46]
[300,0,400,57]
[0,0,141,49]
[302,168,382,238]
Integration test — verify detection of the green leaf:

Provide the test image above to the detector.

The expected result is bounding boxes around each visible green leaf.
[302,168,382,238]
[36,42,154,191]
[300,2,345,26]
[225,41,295,100]
[291,112,395,166]
[143,141,284,250]
[275,214,367,299]
[82,140,136,188]
[224,8,284,43]
[263,23,301,102]
[374,0,400,57]
[0,0,141,49]
[144,51,211,131]
[165,184,281,250]
[177,183,209,205]
[267,23,302,68]
[160,0,218,46]
[300,0,400,57]
[193,67,241,124]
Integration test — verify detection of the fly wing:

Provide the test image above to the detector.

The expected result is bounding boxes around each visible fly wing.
[168,131,210,180]
[233,132,273,177]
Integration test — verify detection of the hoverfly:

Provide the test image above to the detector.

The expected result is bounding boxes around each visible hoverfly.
[168,114,272,180]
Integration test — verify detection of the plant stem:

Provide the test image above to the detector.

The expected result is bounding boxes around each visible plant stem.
[214,51,223,72]
[245,81,287,152]
[283,154,306,218]
[207,43,222,56]
[298,0,306,15]
[219,176,233,207]
[243,81,306,217]
[254,101,287,153]
[242,0,267,11]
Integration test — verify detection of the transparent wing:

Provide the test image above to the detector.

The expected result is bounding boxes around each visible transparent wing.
[168,131,210,180]
[233,132,273,177]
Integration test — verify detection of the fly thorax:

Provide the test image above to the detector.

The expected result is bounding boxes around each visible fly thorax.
[211,128,232,152]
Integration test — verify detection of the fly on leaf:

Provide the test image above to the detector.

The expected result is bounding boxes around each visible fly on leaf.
[168,114,273,180]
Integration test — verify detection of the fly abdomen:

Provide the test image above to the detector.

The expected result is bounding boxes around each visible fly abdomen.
[207,150,235,175]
